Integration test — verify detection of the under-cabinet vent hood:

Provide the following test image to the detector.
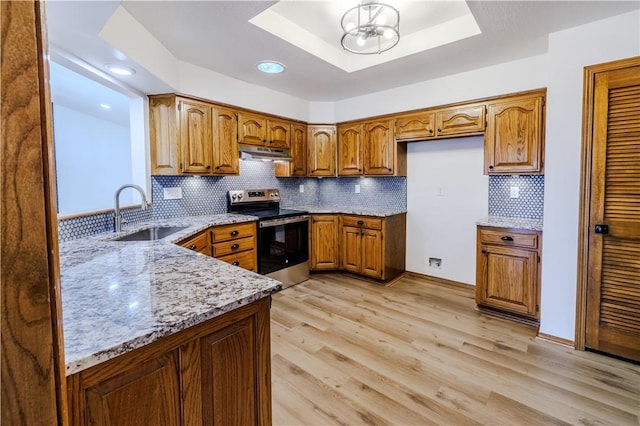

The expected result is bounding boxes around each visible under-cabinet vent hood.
[239,144,292,161]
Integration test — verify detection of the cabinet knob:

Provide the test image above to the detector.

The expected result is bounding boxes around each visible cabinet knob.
[501,236,514,242]
[231,243,240,250]
[388,168,392,171]
[437,128,442,133]
[429,129,433,134]
[232,261,240,266]
[206,165,211,169]
[189,244,197,250]
[357,220,364,226]
[215,166,220,170]
[488,165,494,169]
[230,230,239,236]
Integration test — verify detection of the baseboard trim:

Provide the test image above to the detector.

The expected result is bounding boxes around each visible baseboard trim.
[477,305,540,330]
[537,332,574,347]
[405,272,475,292]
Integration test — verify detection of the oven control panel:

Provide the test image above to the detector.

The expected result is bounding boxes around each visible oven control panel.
[229,189,281,204]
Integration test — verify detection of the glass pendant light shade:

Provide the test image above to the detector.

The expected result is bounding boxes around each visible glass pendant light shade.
[341,1,400,55]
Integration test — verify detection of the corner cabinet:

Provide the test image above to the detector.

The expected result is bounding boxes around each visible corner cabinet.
[307,125,337,177]
[67,298,273,426]
[149,94,239,176]
[309,214,340,270]
[484,91,545,174]
[476,226,542,320]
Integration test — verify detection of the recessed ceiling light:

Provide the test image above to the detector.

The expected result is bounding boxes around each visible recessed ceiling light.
[256,61,285,74]
[100,103,111,110]
[104,64,136,76]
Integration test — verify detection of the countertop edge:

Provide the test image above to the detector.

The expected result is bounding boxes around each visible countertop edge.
[476,216,544,232]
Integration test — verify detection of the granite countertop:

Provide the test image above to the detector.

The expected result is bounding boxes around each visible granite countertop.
[477,215,543,231]
[60,214,281,376]
[290,205,407,217]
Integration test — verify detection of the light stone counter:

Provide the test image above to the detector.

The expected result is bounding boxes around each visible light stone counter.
[60,214,281,375]
[477,215,543,231]
[290,205,407,217]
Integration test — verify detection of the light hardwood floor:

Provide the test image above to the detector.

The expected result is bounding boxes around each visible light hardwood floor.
[270,273,640,425]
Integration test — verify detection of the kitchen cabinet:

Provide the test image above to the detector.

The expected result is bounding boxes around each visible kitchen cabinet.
[337,122,364,176]
[275,123,307,177]
[66,298,272,425]
[212,106,239,175]
[310,215,340,270]
[485,92,545,174]
[364,119,396,175]
[476,226,542,320]
[435,103,486,137]
[179,229,212,256]
[394,111,436,141]
[307,125,337,177]
[149,95,180,175]
[340,213,406,282]
[238,112,267,146]
[179,99,213,174]
[267,118,291,149]
[211,222,257,272]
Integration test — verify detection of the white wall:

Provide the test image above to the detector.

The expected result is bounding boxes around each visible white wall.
[54,104,134,214]
[540,10,640,340]
[407,137,488,284]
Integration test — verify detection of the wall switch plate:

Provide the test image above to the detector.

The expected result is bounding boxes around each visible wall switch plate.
[428,257,442,269]
[510,186,520,198]
[355,184,361,194]
[163,187,182,200]
[299,184,304,193]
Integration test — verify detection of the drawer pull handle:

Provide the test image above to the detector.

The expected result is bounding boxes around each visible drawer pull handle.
[232,261,240,266]
[357,220,364,226]
[189,244,197,250]
[501,236,514,242]
[230,230,239,236]
[231,244,240,250]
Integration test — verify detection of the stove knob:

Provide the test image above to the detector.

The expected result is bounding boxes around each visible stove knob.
[231,194,237,201]
[237,194,243,200]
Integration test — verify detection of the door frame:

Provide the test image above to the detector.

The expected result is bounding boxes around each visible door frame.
[575,56,640,350]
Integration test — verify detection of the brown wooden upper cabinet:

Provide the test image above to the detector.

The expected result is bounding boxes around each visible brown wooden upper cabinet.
[308,125,337,176]
[276,123,307,177]
[364,119,396,175]
[267,118,291,148]
[484,92,545,174]
[238,112,267,146]
[149,94,239,176]
[337,122,364,176]
[394,104,485,142]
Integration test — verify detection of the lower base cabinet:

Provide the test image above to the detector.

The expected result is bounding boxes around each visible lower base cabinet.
[476,226,542,320]
[67,298,272,426]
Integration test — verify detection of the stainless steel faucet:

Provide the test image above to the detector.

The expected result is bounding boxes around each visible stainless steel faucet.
[114,184,148,232]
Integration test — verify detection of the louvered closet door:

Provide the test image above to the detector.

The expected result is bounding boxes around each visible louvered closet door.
[586,65,640,361]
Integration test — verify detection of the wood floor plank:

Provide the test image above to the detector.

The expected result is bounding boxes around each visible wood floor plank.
[271,273,640,425]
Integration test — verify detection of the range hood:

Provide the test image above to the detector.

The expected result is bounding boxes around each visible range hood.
[238,143,292,161]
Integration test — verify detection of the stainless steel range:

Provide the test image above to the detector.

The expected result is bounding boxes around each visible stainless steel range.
[228,189,309,287]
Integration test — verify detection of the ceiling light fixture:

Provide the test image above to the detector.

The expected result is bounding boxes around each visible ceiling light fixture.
[341,1,400,55]
[100,103,111,110]
[104,64,136,76]
[256,61,286,74]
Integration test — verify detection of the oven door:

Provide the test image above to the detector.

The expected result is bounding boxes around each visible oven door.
[258,215,309,275]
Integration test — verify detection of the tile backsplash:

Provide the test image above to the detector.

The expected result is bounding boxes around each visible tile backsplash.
[488,175,544,219]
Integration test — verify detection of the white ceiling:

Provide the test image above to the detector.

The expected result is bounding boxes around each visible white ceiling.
[45,1,640,102]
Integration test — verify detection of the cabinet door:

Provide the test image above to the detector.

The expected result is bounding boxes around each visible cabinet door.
[341,226,362,274]
[310,215,339,270]
[200,317,257,426]
[476,245,538,317]
[77,350,182,426]
[179,99,212,174]
[267,118,291,148]
[338,122,364,175]
[435,104,485,137]
[149,95,179,175]
[485,95,544,174]
[395,111,435,141]
[364,120,395,175]
[307,125,336,176]
[238,112,267,146]
[361,229,383,279]
[212,106,239,175]
[290,123,307,176]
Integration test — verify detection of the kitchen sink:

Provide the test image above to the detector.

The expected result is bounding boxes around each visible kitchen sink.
[112,226,188,241]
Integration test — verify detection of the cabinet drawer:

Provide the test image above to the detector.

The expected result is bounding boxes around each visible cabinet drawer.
[478,228,538,249]
[211,222,256,243]
[342,215,382,230]
[217,250,256,272]
[212,236,255,257]
[179,231,211,255]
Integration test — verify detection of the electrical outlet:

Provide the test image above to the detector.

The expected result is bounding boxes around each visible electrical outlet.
[299,184,304,193]
[437,187,446,197]
[428,257,442,269]
[510,186,520,198]
[355,184,361,194]
[163,187,182,200]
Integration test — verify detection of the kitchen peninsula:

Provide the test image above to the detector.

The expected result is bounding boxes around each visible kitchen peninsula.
[60,214,280,425]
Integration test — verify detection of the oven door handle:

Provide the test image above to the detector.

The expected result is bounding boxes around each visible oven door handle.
[259,215,309,228]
